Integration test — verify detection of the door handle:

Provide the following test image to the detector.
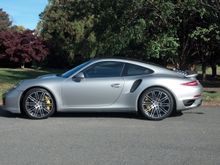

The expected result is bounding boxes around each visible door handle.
[111,83,121,88]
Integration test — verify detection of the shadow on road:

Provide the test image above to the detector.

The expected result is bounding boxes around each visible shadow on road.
[0,109,186,120]
[0,107,144,119]
[52,111,184,119]
[0,109,23,118]
[183,111,204,115]
[53,112,144,119]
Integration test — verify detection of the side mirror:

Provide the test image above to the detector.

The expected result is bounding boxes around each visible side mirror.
[73,72,85,82]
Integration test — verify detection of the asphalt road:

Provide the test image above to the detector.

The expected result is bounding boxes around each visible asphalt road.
[0,107,219,165]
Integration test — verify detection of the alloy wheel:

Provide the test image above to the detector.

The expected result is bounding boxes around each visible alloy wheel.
[23,88,55,119]
[140,88,173,120]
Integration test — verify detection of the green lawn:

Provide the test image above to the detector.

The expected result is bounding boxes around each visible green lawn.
[197,65,220,75]
[0,68,65,101]
[203,91,220,102]
[198,66,220,105]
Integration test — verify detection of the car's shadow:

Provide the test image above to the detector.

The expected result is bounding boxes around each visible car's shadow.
[0,106,186,120]
[53,111,185,119]
[0,109,21,118]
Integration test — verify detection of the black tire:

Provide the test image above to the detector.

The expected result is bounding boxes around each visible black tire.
[22,88,55,119]
[138,87,174,120]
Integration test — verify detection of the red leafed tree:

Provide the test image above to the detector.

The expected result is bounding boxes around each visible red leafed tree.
[0,30,49,68]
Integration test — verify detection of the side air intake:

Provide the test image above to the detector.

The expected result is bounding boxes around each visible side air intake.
[130,79,142,93]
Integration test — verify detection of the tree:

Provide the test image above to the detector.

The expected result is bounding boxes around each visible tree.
[190,25,220,79]
[38,0,96,67]
[0,30,49,68]
[11,25,26,33]
[0,8,12,31]
[38,0,152,66]
[146,0,220,78]
[38,0,220,75]
[199,0,220,78]
[177,0,220,79]
[141,1,180,65]
[38,0,196,67]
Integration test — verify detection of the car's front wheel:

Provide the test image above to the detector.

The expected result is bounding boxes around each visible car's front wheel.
[139,87,174,120]
[22,88,55,119]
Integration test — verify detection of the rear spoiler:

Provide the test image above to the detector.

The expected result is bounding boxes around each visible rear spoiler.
[185,73,198,78]
[172,68,198,78]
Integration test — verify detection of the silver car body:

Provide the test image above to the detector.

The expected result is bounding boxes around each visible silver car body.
[2,58,203,114]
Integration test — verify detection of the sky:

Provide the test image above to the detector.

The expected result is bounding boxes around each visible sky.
[0,0,48,30]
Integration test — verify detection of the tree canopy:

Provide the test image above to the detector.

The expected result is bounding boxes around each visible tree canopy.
[0,30,49,68]
[0,8,12,31]
[16,0,218,78]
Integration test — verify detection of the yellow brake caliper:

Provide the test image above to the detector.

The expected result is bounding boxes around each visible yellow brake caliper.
[44,96,52,111]
[144,98,152,112]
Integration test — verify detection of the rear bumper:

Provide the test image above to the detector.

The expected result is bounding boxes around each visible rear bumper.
[175,81,203,111]
[176,97,203,111]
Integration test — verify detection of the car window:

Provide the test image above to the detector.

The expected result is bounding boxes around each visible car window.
[123,63,153,76]
[83,61,124,78]
[62,60,92,78]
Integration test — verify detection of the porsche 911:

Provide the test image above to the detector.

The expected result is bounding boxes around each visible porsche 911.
[2,58,203,120]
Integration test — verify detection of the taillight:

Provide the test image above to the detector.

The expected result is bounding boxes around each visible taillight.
[181,80,198,86]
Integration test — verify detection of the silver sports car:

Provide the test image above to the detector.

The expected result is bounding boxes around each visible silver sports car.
[2,58,203,120]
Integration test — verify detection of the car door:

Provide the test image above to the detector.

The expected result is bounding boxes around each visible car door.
[61,61,125,108]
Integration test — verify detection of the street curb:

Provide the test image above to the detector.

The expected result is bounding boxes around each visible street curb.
[202,102,220,107]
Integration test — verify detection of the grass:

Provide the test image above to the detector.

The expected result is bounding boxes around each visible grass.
[203,91,220,102]
[0,67,220,105]
[0,68,65,101]
[196,65,220,105]
[197,66,220,75]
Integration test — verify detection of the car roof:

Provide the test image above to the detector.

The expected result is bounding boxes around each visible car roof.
[90,57,164,70]
[91,57,150,66]
[90,57,181,77]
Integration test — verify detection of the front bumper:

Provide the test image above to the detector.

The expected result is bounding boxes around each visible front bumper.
[1,88,22,114]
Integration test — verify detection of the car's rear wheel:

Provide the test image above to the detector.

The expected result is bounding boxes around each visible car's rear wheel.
[139,87,174,120]
[22,88,55,119]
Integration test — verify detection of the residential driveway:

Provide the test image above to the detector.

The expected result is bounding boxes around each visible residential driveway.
[0,107,219,165]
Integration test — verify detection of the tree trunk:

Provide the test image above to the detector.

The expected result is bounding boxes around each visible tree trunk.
[190,64,196,72]
[211,64,217,78]
[202,62,206,81]
[178,37,191,70]
[21,62,25,69]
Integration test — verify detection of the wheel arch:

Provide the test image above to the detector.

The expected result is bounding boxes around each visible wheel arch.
[19,86,58,113]
[137,85,177,112]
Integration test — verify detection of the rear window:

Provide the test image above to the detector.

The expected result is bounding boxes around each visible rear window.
[123,63,153,76]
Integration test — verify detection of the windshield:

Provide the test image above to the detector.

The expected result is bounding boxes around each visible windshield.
[61,60,92,78]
